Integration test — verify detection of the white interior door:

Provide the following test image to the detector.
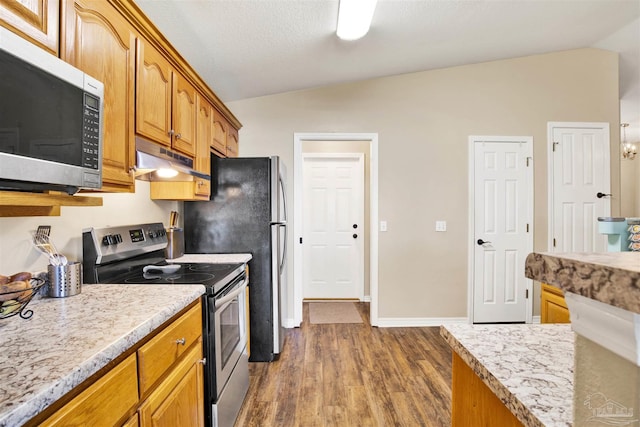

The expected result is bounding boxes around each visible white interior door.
[302,153,364,299]
[548,123,610,252]
[471,137,533,323]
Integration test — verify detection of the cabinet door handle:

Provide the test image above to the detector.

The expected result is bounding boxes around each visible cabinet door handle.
[168,129,175,136]
[198,358,206,365]
[175,133,182,139]
[175,338,186,345]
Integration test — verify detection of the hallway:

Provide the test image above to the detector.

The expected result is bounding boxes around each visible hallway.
[236,302,452,426]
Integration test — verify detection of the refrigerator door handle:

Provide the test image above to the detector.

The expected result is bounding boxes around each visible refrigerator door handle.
[280,224,287,274]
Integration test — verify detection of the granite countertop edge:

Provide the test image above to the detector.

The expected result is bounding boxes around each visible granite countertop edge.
[440,326,544,427]
[524,252,640,314]
[0,285,205,427]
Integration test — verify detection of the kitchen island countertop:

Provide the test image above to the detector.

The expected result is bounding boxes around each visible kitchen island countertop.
[169,253,253,264]
[441,323,574,427]
[525,252,640,314]
[0,284,205,427]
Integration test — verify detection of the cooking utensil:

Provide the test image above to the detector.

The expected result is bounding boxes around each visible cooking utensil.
[169,210,179,228]
[33,231,68,266]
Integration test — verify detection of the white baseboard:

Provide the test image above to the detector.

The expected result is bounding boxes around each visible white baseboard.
[376,317,469,327]
[532,315,541,324]
[363,295,371,302]
[283,318,298,328]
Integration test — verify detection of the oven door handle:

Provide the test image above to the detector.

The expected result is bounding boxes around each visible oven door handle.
[215,280,248,309]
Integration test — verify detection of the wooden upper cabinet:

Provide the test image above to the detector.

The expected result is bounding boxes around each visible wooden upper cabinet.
[227,127,239,158]
[211,110,228,156]
[136,38,173,148]
[0,0,59,54]
[61,0,136,192]
[172,73,197,157]
[136,38,197,158]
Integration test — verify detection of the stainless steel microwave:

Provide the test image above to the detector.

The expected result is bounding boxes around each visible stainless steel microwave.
[0,27,103,195]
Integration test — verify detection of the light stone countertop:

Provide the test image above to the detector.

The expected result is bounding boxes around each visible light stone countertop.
[168,253,252,264]
[525,252,640,314]
[441,323,574,427]
[0,284,205,427]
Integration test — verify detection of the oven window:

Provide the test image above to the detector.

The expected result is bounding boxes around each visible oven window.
[220,298,241,369]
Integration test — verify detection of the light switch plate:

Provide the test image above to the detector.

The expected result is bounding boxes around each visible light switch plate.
[435,221,447,232]
[380,221,387,232]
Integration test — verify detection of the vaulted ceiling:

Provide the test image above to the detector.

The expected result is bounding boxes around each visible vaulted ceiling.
[135,0,640,138]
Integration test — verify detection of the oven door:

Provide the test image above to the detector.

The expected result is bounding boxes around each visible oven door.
[213,275,248,400]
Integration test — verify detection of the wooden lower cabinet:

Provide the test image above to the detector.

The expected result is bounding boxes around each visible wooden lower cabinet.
[540,283,570,324]
[123,413,140,427]
[451,353,523,427]
[138,341,205,427]
[34,301,204,427]
[40,353,138,427]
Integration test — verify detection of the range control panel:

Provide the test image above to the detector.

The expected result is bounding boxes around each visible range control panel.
[83,222,168,265]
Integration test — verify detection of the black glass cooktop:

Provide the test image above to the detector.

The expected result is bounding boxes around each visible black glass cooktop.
[101,261,245,295]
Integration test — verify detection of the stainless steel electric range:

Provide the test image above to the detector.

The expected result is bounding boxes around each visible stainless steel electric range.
[82,222,249,427]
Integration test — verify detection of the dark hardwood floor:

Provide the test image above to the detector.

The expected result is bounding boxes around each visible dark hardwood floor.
[235,302,453,426]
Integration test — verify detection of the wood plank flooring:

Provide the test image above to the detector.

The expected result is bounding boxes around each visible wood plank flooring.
[235,302,453,427]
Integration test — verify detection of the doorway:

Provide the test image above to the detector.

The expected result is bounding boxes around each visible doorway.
[294,133,379,327]
[302,153,365,299]
[468,136,534,323]
[547,122,611,252]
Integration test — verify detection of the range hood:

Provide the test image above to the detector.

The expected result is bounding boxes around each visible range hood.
[134,137,209,182]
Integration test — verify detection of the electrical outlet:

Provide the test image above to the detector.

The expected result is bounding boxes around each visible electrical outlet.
[435,221,447,232]
[380,221,387,232]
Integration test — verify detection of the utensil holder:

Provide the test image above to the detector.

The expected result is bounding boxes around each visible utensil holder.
[47,262,82,298]
[165,227,184,260]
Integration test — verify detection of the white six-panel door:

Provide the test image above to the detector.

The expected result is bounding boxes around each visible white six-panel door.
[302,153,364,299]
[471,137,533,323]
[549,123,610,252]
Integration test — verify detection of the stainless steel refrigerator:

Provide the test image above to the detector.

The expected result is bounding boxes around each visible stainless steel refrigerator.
[184,155,287,362]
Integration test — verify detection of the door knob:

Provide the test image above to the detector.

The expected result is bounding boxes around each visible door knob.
[353,234,358,239]
[477,239,491,246]
[596,192,612,199]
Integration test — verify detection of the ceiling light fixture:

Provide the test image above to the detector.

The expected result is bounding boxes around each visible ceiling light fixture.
[621,123,637,161]
[336,0,378,41]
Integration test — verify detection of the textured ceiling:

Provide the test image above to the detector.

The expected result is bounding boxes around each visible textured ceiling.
[134,0,640,137]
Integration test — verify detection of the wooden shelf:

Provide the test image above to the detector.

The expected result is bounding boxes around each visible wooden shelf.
[0,191,103,217]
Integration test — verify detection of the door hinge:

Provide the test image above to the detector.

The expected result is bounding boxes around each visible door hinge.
[526,289,529,299]
[526,157,532,167]
[553,238,557,247]
[526,223,529,232]
[553,142,559,152]
[299,237,303,244]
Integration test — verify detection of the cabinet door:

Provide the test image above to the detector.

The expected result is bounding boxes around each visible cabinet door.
[62,0,136,192]
[40,354,138,427]
[227,127,239,158]
[172,73,197,157]
[540,284,570,324]
[136,39,173,147]
[0,0,59,54]
[211,110,227,156]
[194,93,211,197]
[138,342,205,427]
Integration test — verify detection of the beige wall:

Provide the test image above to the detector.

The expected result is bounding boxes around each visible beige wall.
[228,48,620,320]
[302,140,371,298]
[0,181,178,273]
[621,159,640,217]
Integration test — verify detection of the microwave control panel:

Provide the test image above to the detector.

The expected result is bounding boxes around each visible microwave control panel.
[82,93,100,170]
